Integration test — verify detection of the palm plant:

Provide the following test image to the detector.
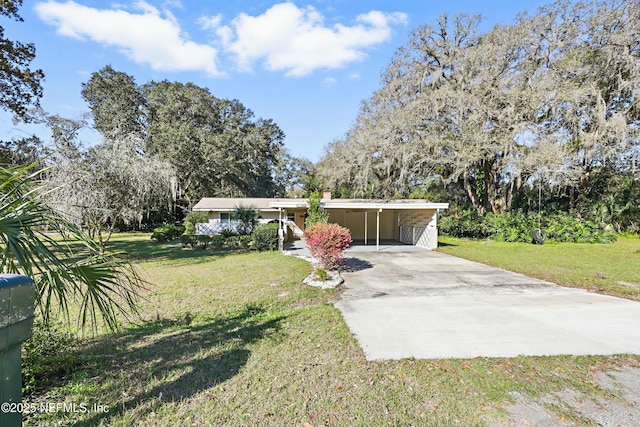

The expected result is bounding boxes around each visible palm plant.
[0,163,143,332]
[231,206,258,235]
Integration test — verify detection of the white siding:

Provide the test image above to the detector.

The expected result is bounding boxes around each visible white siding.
[398,209,438,249]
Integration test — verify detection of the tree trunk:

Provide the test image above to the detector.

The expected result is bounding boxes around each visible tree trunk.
[483,160,496,214]
[103,223,116,249]
[505,174,522,212]
[463,171,485,214]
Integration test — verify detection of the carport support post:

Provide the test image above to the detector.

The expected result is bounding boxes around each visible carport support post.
[277,208,283,250]
[364,212,368,246]
[376,209,381,251]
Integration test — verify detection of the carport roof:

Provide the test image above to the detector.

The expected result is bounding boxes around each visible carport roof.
[193,197,449,211]
[318,199,449,210]
[270,198,449,210]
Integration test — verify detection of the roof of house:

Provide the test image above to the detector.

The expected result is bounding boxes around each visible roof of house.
[193,197,449,211]
[192,197,305,211]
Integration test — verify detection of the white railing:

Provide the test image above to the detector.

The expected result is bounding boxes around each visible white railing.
[195,219,287,236]
[195,221,240,235]
[286,220,304,238]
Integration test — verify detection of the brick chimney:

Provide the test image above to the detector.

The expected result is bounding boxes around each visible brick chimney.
[322,191,332,200]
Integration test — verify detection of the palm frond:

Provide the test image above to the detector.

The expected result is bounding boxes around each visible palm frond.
[0,163,144,332]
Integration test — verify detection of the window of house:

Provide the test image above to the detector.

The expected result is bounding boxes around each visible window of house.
[220,212,230,223]
[287,212,295,222]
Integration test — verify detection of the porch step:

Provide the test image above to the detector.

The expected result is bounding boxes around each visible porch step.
[286,220,305,239]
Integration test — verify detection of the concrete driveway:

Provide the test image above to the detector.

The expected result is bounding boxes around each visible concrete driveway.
[335,248,640,360]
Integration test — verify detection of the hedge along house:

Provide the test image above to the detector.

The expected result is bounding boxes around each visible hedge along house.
[192,194,449,250]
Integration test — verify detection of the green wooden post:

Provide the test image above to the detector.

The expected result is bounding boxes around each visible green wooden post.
[0,275,36,427]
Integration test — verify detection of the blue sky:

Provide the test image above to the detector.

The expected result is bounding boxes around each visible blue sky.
[2,0,553,161]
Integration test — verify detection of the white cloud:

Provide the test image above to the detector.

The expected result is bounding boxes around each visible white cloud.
[35,0,223,76]
[324,76,337,86]
[199,14,223,31]
[34,1,407,78]
[210,3,408,76]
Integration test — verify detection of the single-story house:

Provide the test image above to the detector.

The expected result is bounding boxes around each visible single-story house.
[192,193,449,250]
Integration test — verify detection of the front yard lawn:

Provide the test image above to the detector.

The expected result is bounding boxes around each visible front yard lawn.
[23,234,640,426]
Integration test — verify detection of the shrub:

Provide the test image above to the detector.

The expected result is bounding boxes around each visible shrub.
[225,235,240,249]
[490,211,537,243]
[315,268,331,281]
[22,322,78,395]
[151,225,185,243]
[150,227,167,243]
[439,208,495,239]
[221,229,238,239]
[180,234,196,248]
[304,223,352,269]
[210,235,226,250]
[225,234,252,250]
[305,190,328,228]
[440,207,617,243]
[184,211,209,235]
[239,235,253,249]
[252,223,279,251]
[545,214,617,243]
[196,234,212,249]
[184,221,196,236]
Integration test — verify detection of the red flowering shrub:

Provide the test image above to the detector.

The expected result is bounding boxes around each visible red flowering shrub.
[303,223,352,269]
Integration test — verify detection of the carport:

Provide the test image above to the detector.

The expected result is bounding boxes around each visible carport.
[322,200,449,250]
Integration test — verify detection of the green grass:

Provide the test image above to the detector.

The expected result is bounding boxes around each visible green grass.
[23,234,640,426]
[438,235,640,300]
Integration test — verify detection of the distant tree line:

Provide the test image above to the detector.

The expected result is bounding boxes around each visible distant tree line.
[318,0,639,232]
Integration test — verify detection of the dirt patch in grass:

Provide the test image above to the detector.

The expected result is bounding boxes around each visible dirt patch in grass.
[499,364,640,426]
